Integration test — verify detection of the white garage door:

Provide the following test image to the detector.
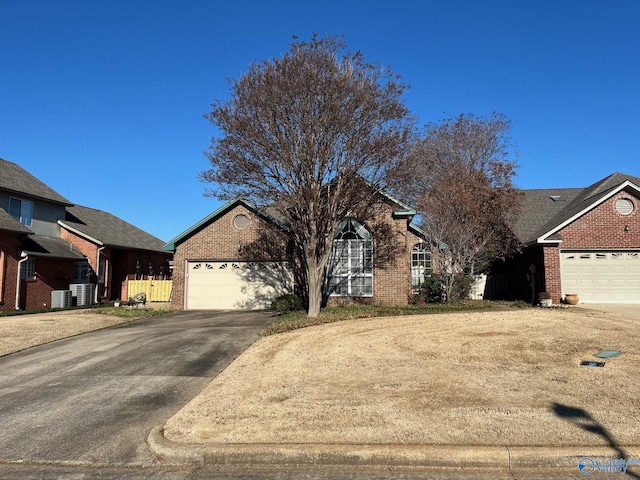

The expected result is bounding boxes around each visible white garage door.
[560,251,640,303]
[186,261,294,310]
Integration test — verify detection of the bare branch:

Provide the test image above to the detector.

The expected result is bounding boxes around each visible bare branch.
[200,34,416,315]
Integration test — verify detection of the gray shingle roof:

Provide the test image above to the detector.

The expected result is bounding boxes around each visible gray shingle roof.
[515,172,640,244]
[0,158,72,205]
[60,204,167,252]
[511,188,584,243]
[20,234,85,259]
[0,208,32,234]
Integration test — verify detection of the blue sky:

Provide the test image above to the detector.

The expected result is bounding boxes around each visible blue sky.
[1,1,638,242]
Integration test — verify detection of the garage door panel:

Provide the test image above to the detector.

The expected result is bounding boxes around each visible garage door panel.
[561,250,640,304]
[577,265,594,274]
[610,278,628,288]
[594,278,611,288]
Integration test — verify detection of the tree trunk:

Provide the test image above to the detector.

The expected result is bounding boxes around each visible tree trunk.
[306,258,324,317]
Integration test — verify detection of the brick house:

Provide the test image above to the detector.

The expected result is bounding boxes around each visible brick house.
[59,204,172,302]
[164,192,427,310]
[0,209,35,311]
[489,172,640,305]
[0,158,171,311]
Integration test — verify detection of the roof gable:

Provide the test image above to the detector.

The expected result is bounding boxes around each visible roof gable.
[0,158,72,206]
[516,172,640,245]
[164,198,288,251]
[59,204,167,253]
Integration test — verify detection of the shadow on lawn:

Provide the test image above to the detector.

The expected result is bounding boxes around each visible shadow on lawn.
[551,402,640,478]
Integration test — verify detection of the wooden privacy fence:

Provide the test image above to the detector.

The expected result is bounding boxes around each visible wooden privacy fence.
[127,280,172,302]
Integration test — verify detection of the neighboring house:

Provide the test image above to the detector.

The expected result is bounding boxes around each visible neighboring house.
[59,204,172,302]
[490,172,640,305]
[164,192,428,310]
[0,158,171,311]
[0,209,36,311]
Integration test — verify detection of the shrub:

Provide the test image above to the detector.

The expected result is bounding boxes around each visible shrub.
[416,273,475,303]
[271,294,304,314]
[421,274,446,303]
[451,273,475,301]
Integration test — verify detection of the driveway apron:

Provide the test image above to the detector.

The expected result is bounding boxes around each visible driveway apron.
[0,310,273,466]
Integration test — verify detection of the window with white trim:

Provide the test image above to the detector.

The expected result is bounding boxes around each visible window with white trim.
[327,219,373,297]
[74,260,91,283]
[9,197,33,227]
[411,243,432,293]
[20,258,35,279]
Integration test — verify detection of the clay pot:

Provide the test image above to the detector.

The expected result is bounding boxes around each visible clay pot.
[564,294,579,305]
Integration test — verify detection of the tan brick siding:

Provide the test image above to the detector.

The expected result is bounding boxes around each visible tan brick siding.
[171,200,423,310]
[171,204,290,309]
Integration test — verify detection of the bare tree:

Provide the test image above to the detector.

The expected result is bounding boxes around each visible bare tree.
[199,35,415,316]
[393,113,522,301]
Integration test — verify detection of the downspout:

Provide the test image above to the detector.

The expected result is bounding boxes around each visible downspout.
[95,246,105,304]
[15,254,29,310]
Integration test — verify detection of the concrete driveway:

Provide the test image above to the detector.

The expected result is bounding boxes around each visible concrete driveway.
[0,310,273,467]
[575,303,640,316]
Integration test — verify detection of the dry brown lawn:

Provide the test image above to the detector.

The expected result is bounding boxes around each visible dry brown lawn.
[0,309,153,357]
[165,307,640,447]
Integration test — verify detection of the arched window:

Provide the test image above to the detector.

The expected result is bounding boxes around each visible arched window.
[411,243,432,292]
[327,218,373,297]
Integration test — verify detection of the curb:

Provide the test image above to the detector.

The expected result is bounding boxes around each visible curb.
[146,427,640,470]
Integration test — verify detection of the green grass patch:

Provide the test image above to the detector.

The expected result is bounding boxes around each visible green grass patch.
[0,304,173,319]
[262,300,494,336]
[96,306,174,319]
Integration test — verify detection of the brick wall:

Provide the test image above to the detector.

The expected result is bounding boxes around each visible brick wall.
[60,229,99,276]
[0,232,21,312]
[557,191,640,249]
[541,246,562,304]
[21,257,76,310]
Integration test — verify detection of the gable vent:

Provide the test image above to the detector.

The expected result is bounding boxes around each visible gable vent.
[233,214,250,229]
[615,198,634,215]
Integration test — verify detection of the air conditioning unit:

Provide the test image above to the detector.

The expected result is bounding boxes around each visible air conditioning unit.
[69,283,95,306]
[51,290,72,309]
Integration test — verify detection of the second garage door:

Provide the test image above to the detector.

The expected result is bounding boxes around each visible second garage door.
[560,250,640,303]
[186,261,294,310]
